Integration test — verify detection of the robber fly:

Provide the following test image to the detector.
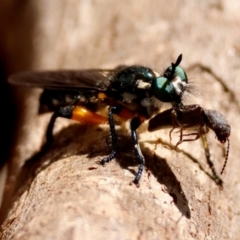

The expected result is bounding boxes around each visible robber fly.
[148,104,231,183]
[9,54,190,185]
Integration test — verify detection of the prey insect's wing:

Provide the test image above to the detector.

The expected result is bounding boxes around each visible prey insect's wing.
[8,69,116,91]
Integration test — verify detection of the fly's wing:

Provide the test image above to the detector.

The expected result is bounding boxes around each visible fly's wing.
[8,69,116,92]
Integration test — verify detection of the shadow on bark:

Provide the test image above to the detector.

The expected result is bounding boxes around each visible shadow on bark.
[3,123,194,223]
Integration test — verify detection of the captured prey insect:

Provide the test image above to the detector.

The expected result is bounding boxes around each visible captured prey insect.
[9,54,190,185]
[148,104,231,183]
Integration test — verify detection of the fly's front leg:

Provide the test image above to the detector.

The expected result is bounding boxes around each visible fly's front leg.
[130,117,144,185]
[100,106,119,165]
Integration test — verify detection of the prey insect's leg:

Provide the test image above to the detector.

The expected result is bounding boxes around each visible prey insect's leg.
[175,131,201,147]
[100,106,119,164]
[130,117,144,185]
[220,138,230,175]
[201,133,223,186]
[169,108,178,143]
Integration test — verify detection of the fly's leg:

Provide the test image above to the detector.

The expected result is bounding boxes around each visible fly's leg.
[46,111,59,145]
[201,133,223,186]
[100,106,119,165]
[39,106,74,155]
[45,105,120,172]
[45,106,74,146]
[100,107,145,185]
[46,105,108,145]
[130,117,144,185]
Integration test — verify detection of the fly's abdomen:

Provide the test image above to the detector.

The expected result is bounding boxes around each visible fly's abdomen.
[39,89,99,112]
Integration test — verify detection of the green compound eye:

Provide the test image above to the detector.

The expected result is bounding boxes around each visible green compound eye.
[151,77,176,102]
[152,54,188,103]
[166,66,188,83]
[176,66,188,83]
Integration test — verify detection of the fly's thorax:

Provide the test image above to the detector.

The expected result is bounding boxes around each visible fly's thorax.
[110,65,156,95]
[120,91,161,119]
[106,66,160,118]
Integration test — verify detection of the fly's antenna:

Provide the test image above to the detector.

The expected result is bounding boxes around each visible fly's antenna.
[173,54,182,68]
[168,54,183,80]
[171,54,183,73]
[220,138,230,175]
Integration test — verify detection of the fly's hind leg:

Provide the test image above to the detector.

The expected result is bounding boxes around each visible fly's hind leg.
[100,106,119,165]
[45,111,60,146]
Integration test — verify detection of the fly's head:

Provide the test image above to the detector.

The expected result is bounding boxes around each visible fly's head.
[109,55,190,117]
[151,54,188,104]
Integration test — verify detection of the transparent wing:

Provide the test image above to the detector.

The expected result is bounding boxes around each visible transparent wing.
[8,69,116,91]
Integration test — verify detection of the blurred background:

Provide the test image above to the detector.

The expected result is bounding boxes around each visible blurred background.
[0,0,240,239]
